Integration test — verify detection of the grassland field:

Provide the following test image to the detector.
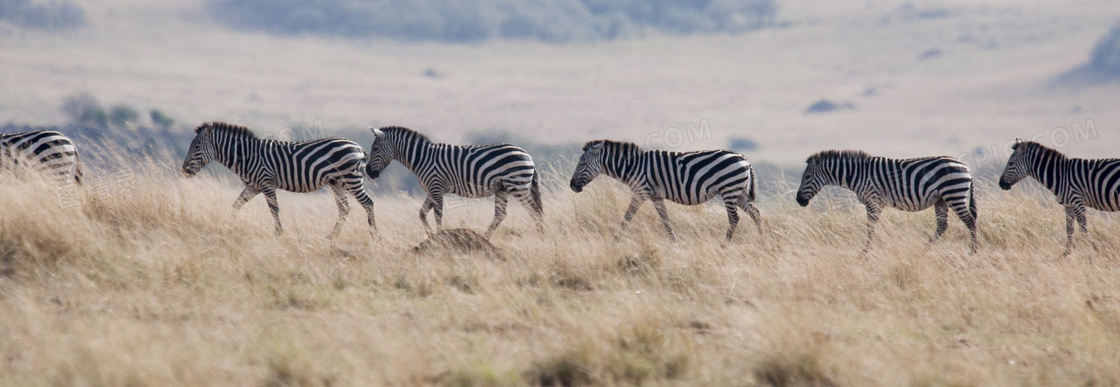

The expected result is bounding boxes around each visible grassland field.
[2,157,1120,386]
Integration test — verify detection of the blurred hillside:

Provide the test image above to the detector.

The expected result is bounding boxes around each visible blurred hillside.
[208,0,779,43]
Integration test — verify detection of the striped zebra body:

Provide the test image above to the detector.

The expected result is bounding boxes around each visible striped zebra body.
[0,130,82,183]
[796,150,977,252]
[182,122,376,238]
[999,138,1120,255]
[365,126,543,238]
[568,140,761,242]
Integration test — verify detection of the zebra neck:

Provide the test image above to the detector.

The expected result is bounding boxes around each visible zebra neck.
[214,137,261,175]
[1027,150,1066,192]
[601,148,640,182]
[390,137,433,173]
[831,158,866,190]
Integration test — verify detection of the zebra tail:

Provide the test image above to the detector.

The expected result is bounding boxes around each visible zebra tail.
[531,170,543,215]
[748,167,757,202]
[968,183,977,220]
[73,153,84,185]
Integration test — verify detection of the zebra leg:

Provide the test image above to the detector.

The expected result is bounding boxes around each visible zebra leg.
[233,186,261,212]
[486,190,510,239]
[419,196,435,235]
[621,196,647,231]
[1063,207,1076,256]
[931,200,949,243]
[512,187,545,235]
[738,197,763,236]
[1073,204,1098,252]
[863,204,881,253]
[651,198,677,242]
[950,201,979,254]
[723,200,739,244]
[347,182,378,239]
[263,187,282,236]
[327,183,351,239]
[431,193,445,231]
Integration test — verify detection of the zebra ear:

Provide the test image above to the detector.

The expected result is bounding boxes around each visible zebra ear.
[194,123,213,135]
[369,126,384,138]
[1012,138,1022,150]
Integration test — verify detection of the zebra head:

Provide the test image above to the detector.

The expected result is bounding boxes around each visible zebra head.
[182,123,218,177]
[796,153,830,207]
[999,138,1028,190]
[570,140,605,193]
[366,127,392,179]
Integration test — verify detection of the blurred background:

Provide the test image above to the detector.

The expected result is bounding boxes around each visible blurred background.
[1,0,1118,196]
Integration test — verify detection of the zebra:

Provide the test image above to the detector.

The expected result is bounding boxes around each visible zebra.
[365,126,543,239]
[0,130,83,184]
[999,138,1120,255]
[795,150,978,253]
[181,122,376,238]
[568,140,761,243]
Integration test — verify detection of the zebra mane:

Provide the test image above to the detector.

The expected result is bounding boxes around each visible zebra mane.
[378,126,433,144]
[1015,140,1066,159]
[199,122,258,139]
[809,149,871,162]
[588,139,643,153]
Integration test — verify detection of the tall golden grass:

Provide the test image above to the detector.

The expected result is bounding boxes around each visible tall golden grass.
[1,156,1118,386]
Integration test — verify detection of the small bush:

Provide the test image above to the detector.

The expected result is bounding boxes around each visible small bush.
[728,136,759,151]
[60,92,107,128]
[804,99,854,115]
[149,109,174,130]
[526,325,691,386]
[109,104,139,129]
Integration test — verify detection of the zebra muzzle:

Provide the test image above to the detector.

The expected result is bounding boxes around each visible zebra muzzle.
[796,195,810,207]
[569,181,583,193]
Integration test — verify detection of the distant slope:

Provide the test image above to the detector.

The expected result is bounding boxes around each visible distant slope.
[207,0,779,43]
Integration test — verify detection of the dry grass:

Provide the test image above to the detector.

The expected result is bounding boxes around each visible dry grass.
[2,159,1119,386]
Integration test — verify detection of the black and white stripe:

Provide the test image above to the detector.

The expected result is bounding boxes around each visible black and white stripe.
[0,130,82,184]
[365,126,543,238]
[999,138,1120,255]
[182,122,376,237]
[568,140,761,242]
[796,150,977,252]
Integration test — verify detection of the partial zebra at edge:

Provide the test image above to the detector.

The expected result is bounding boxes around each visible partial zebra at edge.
[0,130,83,184]
[1000,138,1120,255]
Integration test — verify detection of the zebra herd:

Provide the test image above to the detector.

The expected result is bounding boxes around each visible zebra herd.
[3,123,1120,255]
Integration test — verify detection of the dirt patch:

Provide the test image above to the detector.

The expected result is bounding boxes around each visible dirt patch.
[413,229,503,259]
